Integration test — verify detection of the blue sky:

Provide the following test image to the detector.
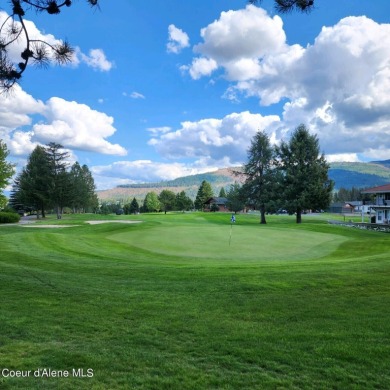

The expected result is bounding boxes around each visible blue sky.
[1,0,390,189]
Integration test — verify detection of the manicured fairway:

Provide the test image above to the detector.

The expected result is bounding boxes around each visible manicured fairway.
[0,212,389,389]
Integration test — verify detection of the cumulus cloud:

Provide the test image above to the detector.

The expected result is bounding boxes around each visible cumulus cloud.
[79,48,114,71]
[0,88,127,157]
[92,160,216,186]
[32,97,127,155]
[184,7,390,161]
[167,24,190,54]
[148,111,280,166]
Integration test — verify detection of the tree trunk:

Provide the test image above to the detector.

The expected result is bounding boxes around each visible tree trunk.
[296,207,302,224]
[260,204,267,224]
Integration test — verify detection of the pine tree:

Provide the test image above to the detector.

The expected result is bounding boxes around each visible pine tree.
[45,142,71,219]
[242,131,278,224]
[175,191,193,212]
[226,183,245,214]
[194,180,214,210]
[218,187,227,198]
[0,1,99,92]
[249,0,315,14]
[129,197,140,214]
[277,124,333,223]
[11,145,51,217]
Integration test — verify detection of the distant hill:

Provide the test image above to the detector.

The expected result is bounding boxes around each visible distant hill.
[97,167,244,203]
[97,161,390,203]
[329,161,390,190]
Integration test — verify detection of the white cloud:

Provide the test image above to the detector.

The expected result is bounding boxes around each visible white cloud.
[326,153,360,163]
[185,8,390,161]
[149,111,280,166]
[167,24,190,54]
[130,92,145,99]
[32,97,127,155]
[79,49,113,71]
[186,58,218,80]
[147,126,172,135]
[92,160,215,185]
[0,87,127,157]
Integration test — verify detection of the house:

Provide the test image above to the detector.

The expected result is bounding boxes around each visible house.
[362,184,390,224]
[204,197,229,212]
[328,202,355,214]
[348,201,373,214]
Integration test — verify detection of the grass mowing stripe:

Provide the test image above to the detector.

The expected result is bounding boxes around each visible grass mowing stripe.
[0,212,389,389]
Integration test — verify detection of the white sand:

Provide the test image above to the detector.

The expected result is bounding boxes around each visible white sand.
[86,220,142,225]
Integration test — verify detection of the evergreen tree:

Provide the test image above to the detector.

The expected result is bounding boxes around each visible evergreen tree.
[45,142,71,219]
[129,197,140,214]
[277,124,333,223]
[226,182,245,214]
[250,0,315,14]
[11,145,51,217]
[158,190,176,214]
[218,187,227,198]
[241,131,278,224]
[175,191,193,212]
[69,162,97,213]
[0,140,15,209]
[194,180,214,210]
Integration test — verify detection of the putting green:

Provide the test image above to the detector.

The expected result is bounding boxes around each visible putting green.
[109,224,347,262]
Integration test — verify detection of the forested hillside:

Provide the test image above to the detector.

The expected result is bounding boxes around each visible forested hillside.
[97,162,390,203]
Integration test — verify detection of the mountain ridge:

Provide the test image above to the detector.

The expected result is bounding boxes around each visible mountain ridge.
[97,161,390,203]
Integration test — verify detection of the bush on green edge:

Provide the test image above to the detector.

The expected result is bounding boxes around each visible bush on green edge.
[0,211,20,223]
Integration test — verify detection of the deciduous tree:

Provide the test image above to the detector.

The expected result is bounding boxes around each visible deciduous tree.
[158,189,176,214]
[143,191,160,213]
[0,140,15,208]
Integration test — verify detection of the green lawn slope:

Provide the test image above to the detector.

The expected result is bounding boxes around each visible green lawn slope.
[1,212,389,389]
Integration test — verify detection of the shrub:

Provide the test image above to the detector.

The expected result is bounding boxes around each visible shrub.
[0,212,21,224]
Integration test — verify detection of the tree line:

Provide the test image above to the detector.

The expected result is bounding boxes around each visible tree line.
[100,190,194,215]
[10,142,98,218]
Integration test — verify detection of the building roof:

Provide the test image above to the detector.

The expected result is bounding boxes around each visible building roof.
[204,197,228,205]
[362,184,390,194]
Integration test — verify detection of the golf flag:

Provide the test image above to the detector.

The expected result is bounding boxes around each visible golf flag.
[231,214,236,223]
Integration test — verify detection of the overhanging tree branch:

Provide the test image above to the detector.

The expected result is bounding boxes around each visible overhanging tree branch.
[0,0,99,93]
[249,0,315,13]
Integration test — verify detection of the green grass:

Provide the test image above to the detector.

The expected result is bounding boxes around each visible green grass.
[1,212,390,389]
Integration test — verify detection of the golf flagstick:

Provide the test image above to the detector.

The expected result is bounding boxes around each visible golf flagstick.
[229,214,236,246]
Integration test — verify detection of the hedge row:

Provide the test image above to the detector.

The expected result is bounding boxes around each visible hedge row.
[0,212,21,224]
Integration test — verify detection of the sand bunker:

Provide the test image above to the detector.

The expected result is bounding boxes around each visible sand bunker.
[21,224,79,228]
[86,220,142,225]
[17,220,142,228]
